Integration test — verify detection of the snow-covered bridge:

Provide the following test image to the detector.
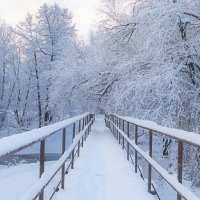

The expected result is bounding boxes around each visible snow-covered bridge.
[0,114,200,200]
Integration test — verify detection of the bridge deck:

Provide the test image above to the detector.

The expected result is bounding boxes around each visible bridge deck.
[55,115,155,200]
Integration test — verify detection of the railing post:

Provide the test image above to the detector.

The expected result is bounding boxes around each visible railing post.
[122,120,125,149]
[112,115,113,132]
[109,114,110,128]
[87,115,89,136]
[108,114,110,128]
[88,115,91,133]
[112,115,115,134]
[177,141,183,200]
[84,116,87,140]
[148,130,153,193]
[78,120,81,157]
[118,118,121,145]
[91,114,94,125]
[82,118,85,130]
[115,116,117,139]
[61,128,66,189]
[71,123,76,169]
[114,116,117,138]
[39,139,45,200]
[135,125,138,173]
[127,122,130,161]
[81,118,85,147]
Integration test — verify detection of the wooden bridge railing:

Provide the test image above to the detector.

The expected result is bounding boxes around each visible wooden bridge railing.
[0,113,95,200]
[105,114,200,200]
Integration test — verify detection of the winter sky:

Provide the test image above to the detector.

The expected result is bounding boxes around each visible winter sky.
[0,0,100,41]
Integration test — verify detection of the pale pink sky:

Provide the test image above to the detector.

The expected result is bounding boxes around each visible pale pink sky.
[0,0,101,41]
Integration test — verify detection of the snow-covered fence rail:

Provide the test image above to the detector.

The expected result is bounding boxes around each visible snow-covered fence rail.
[19,115,95,200]
[0,113,95,200]
[0,113,91,157]
[105,114,200,200]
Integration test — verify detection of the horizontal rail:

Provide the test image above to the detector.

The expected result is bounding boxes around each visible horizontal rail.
[0,113,90,158]
[105,116,200,200]
[115,115,200,148]
[19,116,95,200]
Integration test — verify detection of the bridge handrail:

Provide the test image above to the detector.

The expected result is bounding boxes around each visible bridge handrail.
[115,114,200,148]
[19,116,95,200]
[0,113,90,158]
[105,114,200,200]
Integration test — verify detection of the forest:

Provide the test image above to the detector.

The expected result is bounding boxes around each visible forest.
[0,0,200,196]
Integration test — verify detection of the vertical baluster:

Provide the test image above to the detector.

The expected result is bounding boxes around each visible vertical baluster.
[81,118,85,147]
[112,115,115,134]
[61,128,66,189]
[127,122,130,161]
[114,116,117,138]
[78,120,81,157]
[113,116,115,136]
[177,141,183,200]
[148,130,153,193]
[111,115,113,132]
[122,120,125,149]
[116,116,118,138]
[135,125,138,173]
[91,114,94,125]
[110,115,111,129]
[91,114,93,125]
[39,139,45,200]
[71,123,76,169]
[88,115,91,134]
[106,114,108,127]
[87,115,89,136]
[85,116,87,140]
[118,118,121,144]
[114,116,115,135]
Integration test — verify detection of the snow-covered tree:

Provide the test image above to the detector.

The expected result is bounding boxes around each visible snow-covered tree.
[93,0,200,187]
[36,3,75,124]
[13,4,77,127]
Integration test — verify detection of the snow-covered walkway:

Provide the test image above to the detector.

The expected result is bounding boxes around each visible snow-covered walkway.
[55,115,155,200]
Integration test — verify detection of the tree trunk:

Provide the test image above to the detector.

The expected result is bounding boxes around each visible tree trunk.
[1,62,6,100]
[34,51,42,128]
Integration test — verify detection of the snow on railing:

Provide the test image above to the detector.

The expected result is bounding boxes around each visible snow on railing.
[0,113,90,157]
[18,116,95,200]
[118,115,200,148]
[0,112,95,200]
[105,114,200,200]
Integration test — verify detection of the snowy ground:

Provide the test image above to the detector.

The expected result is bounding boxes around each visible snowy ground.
[1,115,199,200]
[0,161,70,200]
[55,115,155,200]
